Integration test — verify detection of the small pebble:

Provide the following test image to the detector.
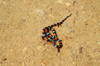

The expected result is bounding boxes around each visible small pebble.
[2,2,6,4]
[79,47,83,54]
[73,61,76,66]
[23,47,28,53]
[64,22,67,25]
[4,19,7,22]
[85,23,88,25]
[81,6,84,10]
[2,58,7,61]
[49,14,54,18]
[37,46,42,50]
[58,0,64,4]
[65,2,72,6]
[35,9,45,16]
[87,55,91,60]
[10,63,14,65]
[41,61,46,66]
[12,4,14,6]
[0,62,2,64]
[69,29,74,33]
[24,0,26,3]
[72,1,76,5]
[87,41,90,44]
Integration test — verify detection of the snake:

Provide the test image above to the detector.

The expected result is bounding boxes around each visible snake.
[42,13,72,52]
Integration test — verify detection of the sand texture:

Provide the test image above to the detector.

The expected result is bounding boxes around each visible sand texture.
[0,0,100,66]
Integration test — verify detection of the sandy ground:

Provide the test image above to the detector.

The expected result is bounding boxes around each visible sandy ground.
[0,0,100,66]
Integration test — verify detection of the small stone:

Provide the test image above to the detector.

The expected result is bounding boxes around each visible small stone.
[87,41,90,44]
[4,19,7,22]
[65,2,72,6]
[0,62,2,64]
[23,47,28,53]
[58,0,64,4]
[69,29,74,33]
[10,63,14,65]
[24,0,26,3]
[35,9,45,16]
[49,14,54,18]
[64,22,67,25]
[73,61,76,65]
[12,4,14,6]
[79,47,83,54]
[41,61,46,66]
[72,1,76,5]
[37,46,42,50]
[2,58,7,61]
[85,23,88,25]
[2,2,6,4]
[18,44,21,47]
[81,6,84,10]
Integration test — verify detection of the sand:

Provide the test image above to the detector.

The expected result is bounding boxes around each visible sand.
[0,0,100,66]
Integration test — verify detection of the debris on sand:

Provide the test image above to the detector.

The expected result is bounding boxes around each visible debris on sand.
[58,0,64,4]
[58,0,76,7]
[65,2,72,6]
[35,9,45,16]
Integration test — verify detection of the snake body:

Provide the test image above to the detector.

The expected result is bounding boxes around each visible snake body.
[42,13,72,52]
